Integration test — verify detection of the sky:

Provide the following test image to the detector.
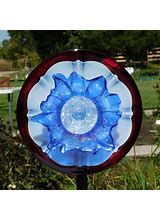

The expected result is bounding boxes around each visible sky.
[0,30,10,43]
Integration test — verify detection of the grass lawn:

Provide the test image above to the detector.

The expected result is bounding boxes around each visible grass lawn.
[0,80,24,123]
[134,76,159,110]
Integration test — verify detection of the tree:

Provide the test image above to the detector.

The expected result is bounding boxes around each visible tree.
[1,31,40,68]
[30,30,70,59]
[2,30,160,65]
[105,31,160,64]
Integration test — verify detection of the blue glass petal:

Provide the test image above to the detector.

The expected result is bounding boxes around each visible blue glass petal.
[86,76,105,100]
[100,89,109,97]
[80,140,98,153]
[53,76,72,100]
[54,73,68,84]
[49,126,64,142]
[94,126,114,150]
[103,111,121,128]
[31,112,56,126]
[41,91,62,114]
[69,72,85,95]
[98,93,121,112]
[60,136,77,153]
[59,137,100,154]
[83,79,90,92]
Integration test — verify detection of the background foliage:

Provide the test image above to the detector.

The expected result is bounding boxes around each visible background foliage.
[0,119,76,190]
[1,30,160,66]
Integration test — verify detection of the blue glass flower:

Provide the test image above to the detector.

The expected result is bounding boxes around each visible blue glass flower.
[31,71,122,166]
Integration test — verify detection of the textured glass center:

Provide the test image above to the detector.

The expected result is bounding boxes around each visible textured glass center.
[60,96,98,134]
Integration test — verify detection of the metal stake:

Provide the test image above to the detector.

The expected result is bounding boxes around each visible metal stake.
[76,174,88,190]
[7,93,12,128]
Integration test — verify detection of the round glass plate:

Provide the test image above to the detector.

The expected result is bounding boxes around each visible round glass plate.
[17,50,142,175]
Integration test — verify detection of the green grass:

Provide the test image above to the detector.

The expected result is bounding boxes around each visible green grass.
[0,80,24,123]
[88,156,160,190]
[134,76,159,110]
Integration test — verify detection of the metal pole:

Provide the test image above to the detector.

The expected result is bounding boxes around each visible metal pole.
[7,93,12,128]
[76,174,88,190]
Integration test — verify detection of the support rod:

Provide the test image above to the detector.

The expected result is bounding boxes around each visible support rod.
[8,93,12,128]
[76,174,88,190]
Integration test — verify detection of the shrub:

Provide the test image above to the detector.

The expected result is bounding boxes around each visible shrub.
[0,119,75,190]
[88,157,160,190]
[0,59,13,71]
[133,68,160,79]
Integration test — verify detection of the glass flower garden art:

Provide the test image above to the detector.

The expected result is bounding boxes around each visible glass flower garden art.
[17,50,142,175]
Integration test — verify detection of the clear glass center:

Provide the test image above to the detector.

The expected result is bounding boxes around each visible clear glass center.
[60,96,98,134]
